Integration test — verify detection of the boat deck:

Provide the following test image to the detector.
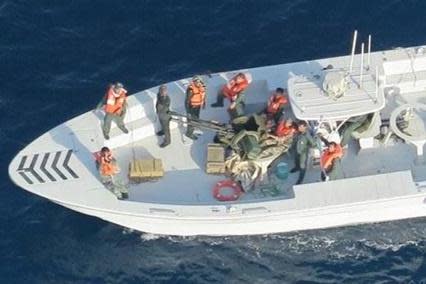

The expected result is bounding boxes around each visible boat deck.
[110,121,426,205]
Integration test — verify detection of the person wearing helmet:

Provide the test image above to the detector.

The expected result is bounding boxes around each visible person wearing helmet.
[101,82,129,140]
[156,84,172,148]
[185,76,206,140]
[211,72,252,118]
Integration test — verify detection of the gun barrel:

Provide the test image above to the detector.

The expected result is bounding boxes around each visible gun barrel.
[168,111,234,134]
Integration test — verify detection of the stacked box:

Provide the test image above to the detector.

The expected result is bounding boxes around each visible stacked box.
[206,144,226,174]
[129,158,164,182]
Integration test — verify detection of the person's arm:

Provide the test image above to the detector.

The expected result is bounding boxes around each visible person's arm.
[185,88,192,111]
[307,132,317,147]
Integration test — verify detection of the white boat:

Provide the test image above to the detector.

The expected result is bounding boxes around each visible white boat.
[8,33,426,236]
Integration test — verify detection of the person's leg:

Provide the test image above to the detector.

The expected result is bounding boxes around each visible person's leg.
[328,159,342,180]
[290,153,301,172]
[321,171,327,181]
[157,114,165,136]
[185,107,198,139]
[211,91,225,107]
[160,117,171,146]
[341,121,363,146]
[193,106,201,119]
[102,114,113,139]
[114,113,129,134]
[163,118,171,144]
[233,102,245,118]
[296,152,308,184]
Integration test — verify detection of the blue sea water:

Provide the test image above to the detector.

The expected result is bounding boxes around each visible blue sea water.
[1,0,426,283]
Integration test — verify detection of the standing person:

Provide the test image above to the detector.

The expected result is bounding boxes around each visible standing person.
[101,82,129,140]
[156,84,171,148]
[320,141,343,181]
[211,72,252,118]
[290,121,316,185]
[266,88,288,123]
[185,76,206,140]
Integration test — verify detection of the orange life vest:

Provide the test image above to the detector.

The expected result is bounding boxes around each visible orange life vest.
[275,121,297,138]
[99,151,118,176]
[104,86,127,114]
[188,82,206,107]
[222,74,250,102]
[320,144,343,171]
[267,94,288,114]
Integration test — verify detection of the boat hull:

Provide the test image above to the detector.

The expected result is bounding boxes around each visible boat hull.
[55,193,426,236]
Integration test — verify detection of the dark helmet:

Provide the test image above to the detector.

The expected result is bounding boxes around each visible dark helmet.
[114,82,124,91]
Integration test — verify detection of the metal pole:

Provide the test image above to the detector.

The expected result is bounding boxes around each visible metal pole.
[367,34,372,68]
[360,43,364,88]
[349,30,358,73]
[375,67,379,102]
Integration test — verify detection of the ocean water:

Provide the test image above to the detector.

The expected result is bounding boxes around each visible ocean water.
[1,0,426,283]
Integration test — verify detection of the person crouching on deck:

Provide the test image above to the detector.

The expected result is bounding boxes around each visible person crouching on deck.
[211,72,252,118]
[320,141,343,181]
[266,88,288,123]
[275,118,297,142]
[95,147,120,184]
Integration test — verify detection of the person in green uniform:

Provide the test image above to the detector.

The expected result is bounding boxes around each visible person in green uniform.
[156,85,171,148]
[290,121,317,184]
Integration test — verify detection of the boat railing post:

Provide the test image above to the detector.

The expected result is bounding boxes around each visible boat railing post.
[367,34,372,70]
[375,67,379,103]
[349,30,358,74]
[360,42,364,88]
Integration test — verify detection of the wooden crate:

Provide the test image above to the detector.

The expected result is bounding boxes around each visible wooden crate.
[206,144,225,174]
[129,158,164,182]
[207,143,225,162]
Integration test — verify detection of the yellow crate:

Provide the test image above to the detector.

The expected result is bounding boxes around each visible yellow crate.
[206,144,225,174]
[207,143,225,163]
[129,158,164,182]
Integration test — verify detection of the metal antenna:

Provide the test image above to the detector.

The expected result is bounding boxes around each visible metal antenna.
[367,34,372,69]
[375,67,379,103]
[360,42,364,88]
[349,30,358,73]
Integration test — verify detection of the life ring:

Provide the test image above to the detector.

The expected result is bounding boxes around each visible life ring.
[213,180,243,202]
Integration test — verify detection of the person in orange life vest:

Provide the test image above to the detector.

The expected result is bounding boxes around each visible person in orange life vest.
[275,118,297,141]
[95,146,120,180]
[101,82,129,140]
[266,88,288,123]
[185,76,206,140]
[320,141,343,181]
[211,72,252,117]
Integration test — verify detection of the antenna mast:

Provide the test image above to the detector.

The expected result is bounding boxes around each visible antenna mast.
[360,43,365,88]
[367,34,372,69]
[349,30,358,73]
